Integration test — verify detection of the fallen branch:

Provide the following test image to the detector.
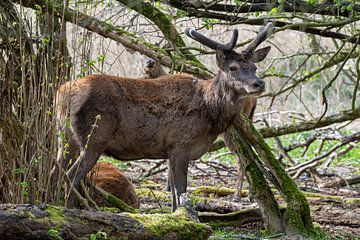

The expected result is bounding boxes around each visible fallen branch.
[92,184,138,213]
[321,175,360,188]
[191,196,252,214]
[287,132,360,178]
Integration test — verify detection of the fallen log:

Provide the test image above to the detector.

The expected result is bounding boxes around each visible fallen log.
[0,204,212,240]
[198,208,263,226]
[191,196,254,214]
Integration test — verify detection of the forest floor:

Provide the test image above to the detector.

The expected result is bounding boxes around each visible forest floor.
[118,158,360,240]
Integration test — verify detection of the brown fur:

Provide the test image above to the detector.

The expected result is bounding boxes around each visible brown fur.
[55,31,271,210]
[89,162,139,208]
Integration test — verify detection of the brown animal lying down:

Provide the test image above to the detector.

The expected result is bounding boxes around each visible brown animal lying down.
[89,162,140,209]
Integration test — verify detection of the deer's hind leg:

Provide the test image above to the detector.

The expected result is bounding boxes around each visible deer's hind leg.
[168,149,190,211]
[64,113,113,208]
[65,141,106,208]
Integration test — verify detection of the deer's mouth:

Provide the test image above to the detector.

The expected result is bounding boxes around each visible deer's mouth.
[247,90,264,96]
[230,81,265,96]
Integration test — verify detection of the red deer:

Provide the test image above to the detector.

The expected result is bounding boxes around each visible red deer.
[55,23,274,210]
[141,56,166,79]
[141,49,259,201]
[89,162,140,208]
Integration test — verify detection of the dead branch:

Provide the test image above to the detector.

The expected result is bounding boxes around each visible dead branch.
[287,132,360,178]
[320,175,360,188]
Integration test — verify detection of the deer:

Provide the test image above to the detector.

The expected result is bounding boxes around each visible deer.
[55,23,274,211]
[89,162,140,208]
[140,44,259,201]
[141,56,167,79]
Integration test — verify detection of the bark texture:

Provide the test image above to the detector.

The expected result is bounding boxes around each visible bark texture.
[231,114,317,237]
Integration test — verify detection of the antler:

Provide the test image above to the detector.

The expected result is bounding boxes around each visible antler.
[245,22,275,52]
[185,28,238,51]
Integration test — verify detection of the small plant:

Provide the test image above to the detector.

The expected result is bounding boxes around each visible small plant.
[48,228,63,240]
[90,230,107,240]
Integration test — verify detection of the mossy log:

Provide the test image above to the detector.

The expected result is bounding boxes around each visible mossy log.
[0,204,212,240]
[192,186,248,198]
[198,208,264,227]
[191,196,250,214]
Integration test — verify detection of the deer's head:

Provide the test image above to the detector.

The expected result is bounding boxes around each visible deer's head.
[185,23,274,95]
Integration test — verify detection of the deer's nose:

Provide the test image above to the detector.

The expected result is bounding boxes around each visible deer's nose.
[252,80,265,91]
[146,59,155,67]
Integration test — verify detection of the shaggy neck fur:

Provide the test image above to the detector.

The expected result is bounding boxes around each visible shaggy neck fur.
[202,71,244,134]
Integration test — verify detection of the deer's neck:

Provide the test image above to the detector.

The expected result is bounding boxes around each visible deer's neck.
[202,71,244,134]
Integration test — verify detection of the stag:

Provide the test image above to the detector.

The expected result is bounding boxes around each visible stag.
[56,23,274,210]
[139,53,259,199]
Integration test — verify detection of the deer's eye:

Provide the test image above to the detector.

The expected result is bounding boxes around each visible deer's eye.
[229,66,237,71]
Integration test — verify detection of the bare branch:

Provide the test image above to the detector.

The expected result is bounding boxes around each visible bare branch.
[12,0,212,78]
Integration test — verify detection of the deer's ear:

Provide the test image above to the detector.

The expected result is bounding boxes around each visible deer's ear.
[216,48,227,69]
[251,46,271,63]
[216,48,226,62]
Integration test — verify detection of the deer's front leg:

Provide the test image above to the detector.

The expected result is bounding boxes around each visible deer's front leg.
[168,151,190,211]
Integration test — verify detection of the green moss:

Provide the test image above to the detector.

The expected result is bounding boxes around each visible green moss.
[136,188,171,202]
[145,206,172,214]
[126,208,212,239]
[193,186,237,197]
[107,194,137,213]
[139,180,162,190]
[303,192,342,201]
[33,205,69,230]
[345,198,360,205]
[100,207,122,213]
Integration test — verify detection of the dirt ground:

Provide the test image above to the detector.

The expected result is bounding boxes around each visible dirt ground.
[125,159,360,239]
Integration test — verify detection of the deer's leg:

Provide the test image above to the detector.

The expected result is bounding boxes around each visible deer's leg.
[233,162,245,202]
[65,143,105,208]
[165,161,171,192]
[222,131,247,202]
[168,152,190,211]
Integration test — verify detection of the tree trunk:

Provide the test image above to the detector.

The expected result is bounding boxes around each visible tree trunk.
[0,204,212,240]
[232,114,318,237]
[224,126,285,233]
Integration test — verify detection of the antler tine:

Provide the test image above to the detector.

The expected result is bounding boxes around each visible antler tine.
[224,29,238,50]
[245,22,275,52]
[185,28,239,51]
